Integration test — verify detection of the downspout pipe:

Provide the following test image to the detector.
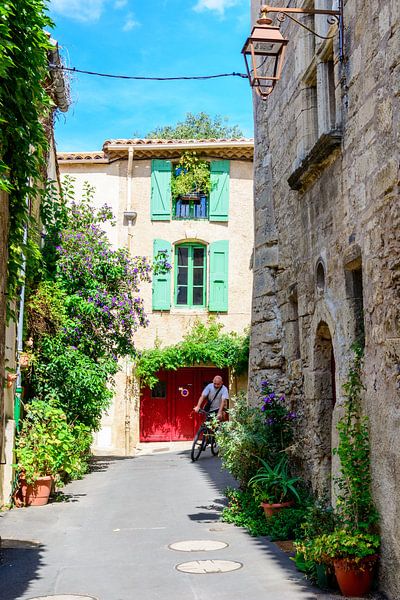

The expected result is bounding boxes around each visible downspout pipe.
[14,198,29,432]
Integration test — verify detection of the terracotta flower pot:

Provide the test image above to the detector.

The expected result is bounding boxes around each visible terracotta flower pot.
[19,476,53,506]
[333,555,377,597]
[260,500,294,518]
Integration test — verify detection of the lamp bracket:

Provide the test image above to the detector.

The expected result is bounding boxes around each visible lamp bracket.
[260,2,344,56]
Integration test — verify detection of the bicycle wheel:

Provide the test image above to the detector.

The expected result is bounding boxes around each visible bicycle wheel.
[191,427,206,461]
[211,436,219,456]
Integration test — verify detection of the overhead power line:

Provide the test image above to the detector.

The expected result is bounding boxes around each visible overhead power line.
[49,64,249,81]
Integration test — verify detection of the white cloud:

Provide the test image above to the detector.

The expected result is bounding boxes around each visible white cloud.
[122,12,139,31]
[193,0,238,15]
[114,0,127,8]
[51,0,106,22]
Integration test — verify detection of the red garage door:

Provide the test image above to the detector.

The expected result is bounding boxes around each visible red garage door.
[140,367,228,442]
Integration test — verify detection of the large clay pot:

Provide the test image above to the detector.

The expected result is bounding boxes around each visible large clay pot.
[333,555,377,597]
[20,476,52,506]
[260,500,294,518]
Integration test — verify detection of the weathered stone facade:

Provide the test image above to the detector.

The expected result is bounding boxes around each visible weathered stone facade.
[249,0,399,597]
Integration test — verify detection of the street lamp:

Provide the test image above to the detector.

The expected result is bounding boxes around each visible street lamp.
[242,11,288,100]
[243,3,343,100]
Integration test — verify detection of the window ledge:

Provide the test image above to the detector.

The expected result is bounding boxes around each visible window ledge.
[288,129,342,192]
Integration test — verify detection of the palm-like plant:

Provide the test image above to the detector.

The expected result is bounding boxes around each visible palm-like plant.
[249,456,301,504]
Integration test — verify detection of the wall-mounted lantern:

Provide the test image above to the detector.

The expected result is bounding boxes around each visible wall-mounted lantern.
[242,3,343,100]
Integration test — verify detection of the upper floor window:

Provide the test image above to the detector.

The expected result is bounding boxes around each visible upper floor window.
[150,159,230,222]
[175,243,206,307]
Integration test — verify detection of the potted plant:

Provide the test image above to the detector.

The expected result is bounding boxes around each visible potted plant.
[15,400,89,506]
[171,151,212,200]
[249,456,301,517]
[307,529,380,597]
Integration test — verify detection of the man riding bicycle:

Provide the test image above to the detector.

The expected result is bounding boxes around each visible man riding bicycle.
[193,375,228,421]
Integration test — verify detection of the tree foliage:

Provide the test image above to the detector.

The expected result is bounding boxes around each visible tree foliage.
[145,112,243,140]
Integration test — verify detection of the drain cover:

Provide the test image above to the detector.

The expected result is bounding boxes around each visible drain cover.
[176,560,242,573]
[28,596,98,600]
[169,540,228,552]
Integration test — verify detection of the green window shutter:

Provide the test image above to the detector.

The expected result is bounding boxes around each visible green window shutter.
[151,159,171,220]
[152,239,172,310]
[209,240,229,312]
[209,160,230,221]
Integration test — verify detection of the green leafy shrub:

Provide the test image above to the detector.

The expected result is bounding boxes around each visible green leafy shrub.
[136,318,249,389]
[216,378,297,488]
[222,488,306,540]
[216,393,272,487]
[300,530,380,564]
[31,335,116,430]
[15,400,92,486]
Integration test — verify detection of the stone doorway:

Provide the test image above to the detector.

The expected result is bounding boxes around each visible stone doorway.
[312,321,336,499]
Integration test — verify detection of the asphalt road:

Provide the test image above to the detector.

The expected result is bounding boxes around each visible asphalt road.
[0,445,377,600]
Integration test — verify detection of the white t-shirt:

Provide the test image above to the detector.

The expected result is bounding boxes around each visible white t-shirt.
[202,383,229,411]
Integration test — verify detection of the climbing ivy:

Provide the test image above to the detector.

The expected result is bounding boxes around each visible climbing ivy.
[135,319,249,388]
[334,343,378,531]
[0,0,54,311]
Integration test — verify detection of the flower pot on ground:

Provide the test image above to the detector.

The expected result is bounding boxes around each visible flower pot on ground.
[304,530,380,598]
[249,456,301,518]
[14,400,92,506]
[333,555,377,597]
[261,500,294,517]
[19,475,53,506]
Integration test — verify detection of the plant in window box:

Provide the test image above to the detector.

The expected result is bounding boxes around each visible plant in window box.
[249,456,301,517]
[171,151,211,200]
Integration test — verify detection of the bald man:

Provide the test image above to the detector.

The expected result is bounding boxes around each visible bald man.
[194,375,229,421]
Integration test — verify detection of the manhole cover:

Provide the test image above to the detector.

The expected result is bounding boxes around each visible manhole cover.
[176,560,242,574]
[27,596,98,600]
[169,540,228,552]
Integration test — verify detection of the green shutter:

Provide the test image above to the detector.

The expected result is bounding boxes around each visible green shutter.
[209,240,229,312]
[209,160,230,221]
[151,159,171,220]
[152,239,171,310]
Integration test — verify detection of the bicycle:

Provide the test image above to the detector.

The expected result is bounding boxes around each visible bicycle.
[191,408,219,461]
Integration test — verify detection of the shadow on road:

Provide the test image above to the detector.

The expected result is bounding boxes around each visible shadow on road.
[177,448,343,600]
[0,539,44,600]
[89,455,134,473]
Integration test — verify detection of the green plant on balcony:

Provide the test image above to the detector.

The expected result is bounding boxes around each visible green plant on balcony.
[171,151,211,200]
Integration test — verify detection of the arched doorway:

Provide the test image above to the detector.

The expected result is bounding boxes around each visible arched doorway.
[313,321,336,499]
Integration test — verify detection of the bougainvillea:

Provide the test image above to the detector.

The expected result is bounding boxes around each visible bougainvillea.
[49,179,152,359]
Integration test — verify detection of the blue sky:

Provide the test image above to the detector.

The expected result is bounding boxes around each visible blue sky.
[49,0,254,151]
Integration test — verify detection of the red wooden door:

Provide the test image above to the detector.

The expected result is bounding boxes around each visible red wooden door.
[140,367,228,442]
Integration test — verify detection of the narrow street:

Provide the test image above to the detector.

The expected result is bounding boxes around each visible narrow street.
[0,446,369,600]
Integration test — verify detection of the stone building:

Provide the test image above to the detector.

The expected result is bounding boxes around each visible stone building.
[248,0,399,596]
[58,138,254,454]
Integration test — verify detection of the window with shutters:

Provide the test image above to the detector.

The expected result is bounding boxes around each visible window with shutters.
[151,159,230,222]
[175,243,206,308]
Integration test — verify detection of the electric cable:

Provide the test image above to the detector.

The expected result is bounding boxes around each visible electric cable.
[49,64,249,81]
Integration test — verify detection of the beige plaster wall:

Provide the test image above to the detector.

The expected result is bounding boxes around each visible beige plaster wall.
[60,157,254,455]
[249,0,400,597]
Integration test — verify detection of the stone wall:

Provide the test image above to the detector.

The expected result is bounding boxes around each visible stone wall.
[250,0,399,596]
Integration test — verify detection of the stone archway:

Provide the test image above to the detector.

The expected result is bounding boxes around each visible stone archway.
[312,321,336,499]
